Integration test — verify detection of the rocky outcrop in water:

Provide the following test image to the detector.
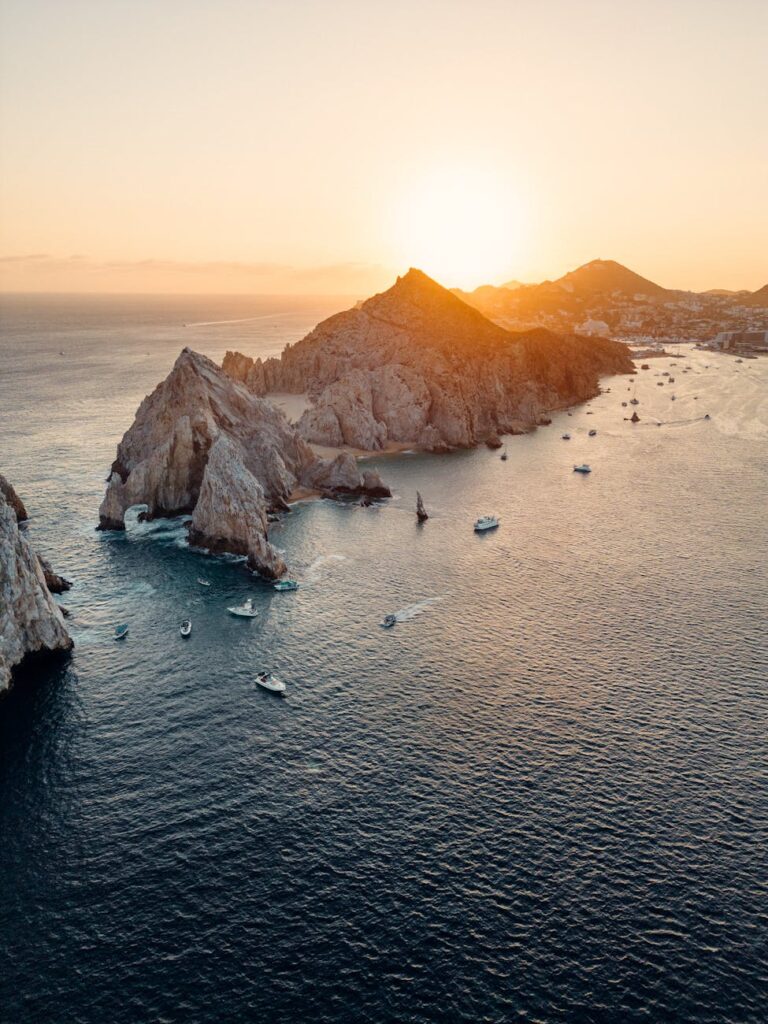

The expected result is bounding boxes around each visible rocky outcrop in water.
[1,483,72,693]
[222,269,634,452]
[99,348,389,577]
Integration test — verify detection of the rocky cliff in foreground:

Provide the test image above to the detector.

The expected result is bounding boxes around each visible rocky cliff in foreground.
[222,269,634,451]
[98,349,390,578]
[1,479,72,693]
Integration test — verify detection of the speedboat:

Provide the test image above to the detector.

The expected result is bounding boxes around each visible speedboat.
[180,620,192,637]
[114,623,129,640]
[256,671,286,695]
[381,614,397,628]
[573,464,592,474]
[588,429,597,436]
[227,598,258,618]
[197,577,211,587]
[474,515,500,532]
[273,579,299,592]
[561,433,571,440]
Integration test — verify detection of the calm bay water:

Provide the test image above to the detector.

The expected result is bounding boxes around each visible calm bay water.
[1,294,767,1023]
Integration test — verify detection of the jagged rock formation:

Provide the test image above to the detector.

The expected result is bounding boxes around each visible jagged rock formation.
[98,348,390,577]
[416,492,428,523]
[222,269,634,452]
[0,473,28,523]
[1,484,72,693]
[38,556,72,594]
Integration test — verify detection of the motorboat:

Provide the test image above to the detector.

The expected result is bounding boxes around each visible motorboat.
[561,433,571,440]
[256,671,286,695]
[573,464,592,474]
[273,579,299,592]
[180,620,192,637]
[114,623,129,640]
[630,398,639,405]
[474,515,500,532]
[588,429,597,436]
[197,577,211,587]
[380,614,397,628]
[500,447,508,461]
[227,598,258,618]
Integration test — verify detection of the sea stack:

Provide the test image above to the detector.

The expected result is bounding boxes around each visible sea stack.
[0,478,73,693]
[416,491,428,522]
[98,348,390,578]
[222,269,634,453]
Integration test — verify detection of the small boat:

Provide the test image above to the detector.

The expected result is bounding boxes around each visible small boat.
[114,623,129,640]
[573,464,592,474]
[227,598,258,618]
[561,433,571,440]
[629,398,639,405]
[381,614,397,629]
[474,515,500,532]
[180,619,192,637]
[256,671,286,695]
[588,429,597,436]
[197,577,211,587]
[621,401,628,407]
[273,579,299,592]
[500,448,508,461]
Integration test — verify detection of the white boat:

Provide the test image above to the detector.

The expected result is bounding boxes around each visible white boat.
[573,464,592,474]
[227,598,258,618]
[180,619,192,637]
[197,577,211,587]
[256,671,286,695]
[474,515,500,532]
[381,614,397,628]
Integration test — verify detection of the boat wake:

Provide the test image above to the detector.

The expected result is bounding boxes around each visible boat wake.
[304,553,346,582]
[393,596,445,622]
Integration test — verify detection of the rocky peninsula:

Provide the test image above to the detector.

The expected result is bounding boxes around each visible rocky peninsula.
[0,475,72,693]
[222,269,634,451]
[98,348,390,578]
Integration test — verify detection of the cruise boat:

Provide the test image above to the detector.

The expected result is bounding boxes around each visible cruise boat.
[273,579,299,592]
[474,515,500,532]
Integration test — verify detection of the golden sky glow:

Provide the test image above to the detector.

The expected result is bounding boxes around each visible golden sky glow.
[0,0,766,294]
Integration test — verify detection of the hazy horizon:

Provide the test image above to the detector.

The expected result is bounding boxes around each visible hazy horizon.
[1,0,766,295]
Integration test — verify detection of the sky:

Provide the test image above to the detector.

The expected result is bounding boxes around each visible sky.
[0,0,766,294]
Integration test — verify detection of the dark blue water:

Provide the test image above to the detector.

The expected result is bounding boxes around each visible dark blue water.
[1,295,767,1023]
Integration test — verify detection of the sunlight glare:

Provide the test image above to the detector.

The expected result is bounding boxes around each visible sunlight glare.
[390,165,527,289]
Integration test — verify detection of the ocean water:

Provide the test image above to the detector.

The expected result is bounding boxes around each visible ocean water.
[1,294,767,1024]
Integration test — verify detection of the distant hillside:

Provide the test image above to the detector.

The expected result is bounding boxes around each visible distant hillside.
[742,283,768,307]
[554,259,669,298]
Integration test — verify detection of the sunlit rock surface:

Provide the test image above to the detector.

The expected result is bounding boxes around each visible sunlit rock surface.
[0,485,72,693]
[99,348,389,576]
[223,269,634,451]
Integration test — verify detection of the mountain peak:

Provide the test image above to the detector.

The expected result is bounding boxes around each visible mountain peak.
[555,259,668,297]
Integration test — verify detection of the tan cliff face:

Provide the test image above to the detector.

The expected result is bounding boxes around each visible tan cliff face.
[0,483,72,692]
[222,269,635,451]
[98,348,391,578]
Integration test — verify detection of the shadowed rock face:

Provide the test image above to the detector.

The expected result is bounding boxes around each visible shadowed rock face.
[0,486,72,693]
[98,349,389,577]
[222,269,634,451]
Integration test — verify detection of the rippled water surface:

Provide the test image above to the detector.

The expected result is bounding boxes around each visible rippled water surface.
[1,295,767,1023]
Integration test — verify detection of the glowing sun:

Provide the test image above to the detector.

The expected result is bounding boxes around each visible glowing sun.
[390,165,527,289]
